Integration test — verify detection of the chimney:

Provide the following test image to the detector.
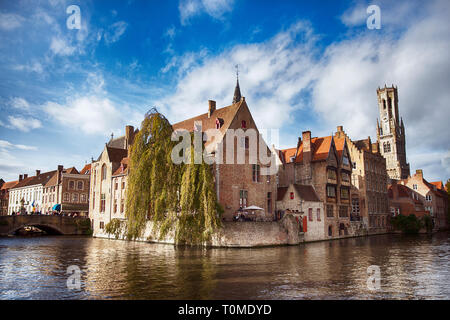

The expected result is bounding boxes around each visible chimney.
[36,170,41,176]
[23,174,28,179]
[125,125,135,152]
[302,131,311,163]
[336,126,344,138]
[297,136,302,149]
[415,169,423,179]
[19,174,23,182]
[57,165,63,184]
[208,100,216,118]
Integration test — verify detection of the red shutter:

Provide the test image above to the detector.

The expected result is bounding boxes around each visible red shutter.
[303,216,307,233]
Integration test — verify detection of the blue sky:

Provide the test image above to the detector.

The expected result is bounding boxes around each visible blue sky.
[0,0,449,183]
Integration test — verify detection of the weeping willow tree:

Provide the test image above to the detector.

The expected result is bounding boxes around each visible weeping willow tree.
[123,108,222,244]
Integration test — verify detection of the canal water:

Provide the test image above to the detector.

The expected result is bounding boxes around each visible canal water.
[0,232,449,300]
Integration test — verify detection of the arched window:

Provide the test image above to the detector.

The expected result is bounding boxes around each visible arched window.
[383,142,391,153]
[101,164,107,181]
[328,225,332,236]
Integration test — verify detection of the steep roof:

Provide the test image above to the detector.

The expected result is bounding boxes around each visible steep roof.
[1,180,19,190]
[334,136,346,158]
[293,184,320,202]
[112,157,129,176]
[430,181,444,191]
[106,146,128,163]
[108,135,126,149]
[277,186,288,201]
[13,170,57,189]
[64,167,79,174]
[279,136,333,164]
[354,138,371,151]
[80,163,91,175]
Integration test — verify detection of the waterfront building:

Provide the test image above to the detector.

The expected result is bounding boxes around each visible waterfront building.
[111,157,128,221]
[171,81,277,222]
[276,184,325,241]
[400,170,448,230]
[376,85,410,180]
[42,165,91,216]
[334,126,389,234]
[8,170,56,214]
[89,126,136,237]
[0,180,18,216]
[388,181,429,222]
[276,131,355,239]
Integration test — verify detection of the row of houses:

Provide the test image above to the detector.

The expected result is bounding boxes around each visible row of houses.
[0,82,448,242]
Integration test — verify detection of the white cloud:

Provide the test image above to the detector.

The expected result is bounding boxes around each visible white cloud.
[179,0,234,25]
[0,140,37,151]
[104,21,128,44]
[12,62,44,73]
[43,96,126,135]
[9,97,30,110]
[0,13,25,30]
[50,36,76,56]
[7,116,42,132]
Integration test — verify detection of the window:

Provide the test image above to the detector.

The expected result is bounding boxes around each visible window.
[267,192,272,214]
[113,199,117,213]
[413,184,417,190]
[308,208,313,221]
[340,187,349,200]
[239,190,248,208]
[115,182,118,191]
[81,194,87,203]
[352,198,360,216]
[352,162,356,169]
[99,221,104,230]
[327,185,336,198]
[327,169,337,180]
[122,181,126,189]
[252,164,260,182]
[69,180,75,190]
[290,192,294,200]
[100,194,106,212]
[328,225,333,236]
[63,193,69,202]
[426,195,432,201]
[343,155,349,166]
[342,172,350,182]
[316,208,321,221]
[93,192,95,209]
[77,181,83,190]
[327,205,334,218]
[101,164,107,181]
[240,137,249,149]
[241,120,247,129]
[339,206,349,218]
[72,193,79,203]
[121,199,124,213]
[383,142,391,153]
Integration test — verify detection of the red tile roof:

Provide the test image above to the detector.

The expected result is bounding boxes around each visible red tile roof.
[1,180,19,190]
[279,136,333,163]
[430,181,444,190]
[113,157,129,176]
[80,163,91,175]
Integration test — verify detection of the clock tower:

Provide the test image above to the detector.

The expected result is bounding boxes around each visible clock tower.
[376,85,410,180]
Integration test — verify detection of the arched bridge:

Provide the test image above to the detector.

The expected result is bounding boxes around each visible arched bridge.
[0,215,91,236]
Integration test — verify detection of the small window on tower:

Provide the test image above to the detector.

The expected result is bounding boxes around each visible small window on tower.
[241,120,247,129]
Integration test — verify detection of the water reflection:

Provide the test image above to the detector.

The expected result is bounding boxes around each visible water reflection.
[0,233,449,299]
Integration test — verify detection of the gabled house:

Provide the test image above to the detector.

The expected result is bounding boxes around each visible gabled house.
[276,130,355,238]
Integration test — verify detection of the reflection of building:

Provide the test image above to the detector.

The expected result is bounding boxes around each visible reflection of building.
[0,179,18,216]
[276,184,325,241]
[276,130,354,239]
[334,126,389,234]
[376,86,410,180]
[400,170,448,230]
[42,165,91,216]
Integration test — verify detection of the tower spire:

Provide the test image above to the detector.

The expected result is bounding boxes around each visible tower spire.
[232,64,242,104]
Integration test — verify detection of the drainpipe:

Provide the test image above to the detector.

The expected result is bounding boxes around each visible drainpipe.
[109,165,113,240]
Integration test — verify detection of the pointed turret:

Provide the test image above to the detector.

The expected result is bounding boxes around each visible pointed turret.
[232,64,242,104]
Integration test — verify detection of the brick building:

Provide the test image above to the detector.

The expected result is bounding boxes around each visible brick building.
[0,180,18,216]
[172,84,277,222]
[90,126,135,237]
[388,181,429,221]
[334,126,389,234]
[42,165,91,216]
[276,131,354,239]
[376,86,410,180]
[401,170,448,230]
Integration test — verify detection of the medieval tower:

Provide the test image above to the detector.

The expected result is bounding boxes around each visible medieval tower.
[376,85,410,180]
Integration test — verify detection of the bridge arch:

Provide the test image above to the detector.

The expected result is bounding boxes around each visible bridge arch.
[9,223,64,235]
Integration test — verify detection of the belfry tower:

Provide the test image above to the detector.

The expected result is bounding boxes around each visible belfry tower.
[376,85,410,180]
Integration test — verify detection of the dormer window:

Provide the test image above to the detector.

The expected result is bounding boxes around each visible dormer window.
[241,120,247,129]
[215,118,224,129]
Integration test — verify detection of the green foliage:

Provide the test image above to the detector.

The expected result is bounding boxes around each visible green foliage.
[124,108,222,244]
[105,218,126,239]
[422,215,433,233]
[390,214,423,234]
[75,218,92,235]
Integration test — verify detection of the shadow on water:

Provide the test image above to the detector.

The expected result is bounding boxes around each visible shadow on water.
[0,232,449,299]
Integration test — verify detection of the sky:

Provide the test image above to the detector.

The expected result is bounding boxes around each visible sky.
[0,0,449,183]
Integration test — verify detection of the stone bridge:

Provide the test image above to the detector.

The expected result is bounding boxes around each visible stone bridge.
[0,215,92,236]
